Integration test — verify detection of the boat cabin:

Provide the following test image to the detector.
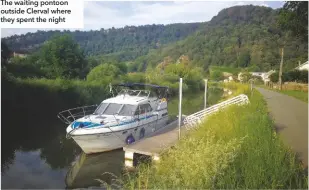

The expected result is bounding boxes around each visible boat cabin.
[93,89,167,118]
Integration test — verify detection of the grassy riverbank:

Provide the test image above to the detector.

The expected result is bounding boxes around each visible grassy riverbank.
[258,85,308,103]
[274,89,308,103]
[123,83,307,189]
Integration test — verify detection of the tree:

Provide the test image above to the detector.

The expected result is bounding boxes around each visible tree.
[39,34,86,79]
[237,50,251,68]
[87,64,120,84]
[241,71,252,83]
[121,72,146,83]
[1,41,12,67]
[279,1,308,41]
[270,72,279,83]
[210,70,224,81]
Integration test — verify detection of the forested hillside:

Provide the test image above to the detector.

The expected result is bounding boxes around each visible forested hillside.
[2,23,202,61]
[2,5,308,73]
[132,5,308,72]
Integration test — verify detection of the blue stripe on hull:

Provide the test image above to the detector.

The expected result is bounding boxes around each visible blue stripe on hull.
[72,114,159,129]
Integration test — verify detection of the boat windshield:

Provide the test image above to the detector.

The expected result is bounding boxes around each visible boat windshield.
[94,103,108,115]
[94,103,136,116]
[118,104,136,116]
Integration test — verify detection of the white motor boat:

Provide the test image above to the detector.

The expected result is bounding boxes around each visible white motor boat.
[58,83,169,154]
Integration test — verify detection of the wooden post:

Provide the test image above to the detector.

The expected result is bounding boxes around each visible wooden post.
[178,78,182,140]
[204,79,208,109]
[278,47,284,90]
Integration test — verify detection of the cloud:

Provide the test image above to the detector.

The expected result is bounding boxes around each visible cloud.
[1,1,284,38]
[1,151,67,189]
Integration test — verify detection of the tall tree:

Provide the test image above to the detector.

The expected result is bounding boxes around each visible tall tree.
[39,34,86,79]
[278,1,308,41]
[1,41,12,67]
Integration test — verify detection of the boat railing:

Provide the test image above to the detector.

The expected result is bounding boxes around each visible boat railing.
[57,105,98,124]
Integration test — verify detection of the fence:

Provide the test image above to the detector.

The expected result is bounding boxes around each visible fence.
[184,94,250,129]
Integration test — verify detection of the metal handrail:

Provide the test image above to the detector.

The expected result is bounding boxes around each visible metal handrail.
[57,104,98,124]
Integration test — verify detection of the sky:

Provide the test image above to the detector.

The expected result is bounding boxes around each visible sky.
[1,1,284,38]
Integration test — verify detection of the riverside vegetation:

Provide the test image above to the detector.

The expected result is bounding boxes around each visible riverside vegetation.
[122,83,308,189]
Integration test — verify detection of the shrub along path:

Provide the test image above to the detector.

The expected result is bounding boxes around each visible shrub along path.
[256,87,308,168]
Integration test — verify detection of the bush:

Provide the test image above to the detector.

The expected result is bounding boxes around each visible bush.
[270,72,279,83]
[121,72,146,83]
[210,70,224,81]
[87,63,121,84]
[271,70,308,83]
[240,71,252,83]
[284,70,308,83]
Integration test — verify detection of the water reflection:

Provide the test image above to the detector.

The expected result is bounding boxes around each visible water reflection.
[1,109,81,188]
[1,151,68,189]
[65,150,124,189]
[1,85,223,189]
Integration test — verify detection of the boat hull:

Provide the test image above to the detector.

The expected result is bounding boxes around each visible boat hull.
[71,116,169,154]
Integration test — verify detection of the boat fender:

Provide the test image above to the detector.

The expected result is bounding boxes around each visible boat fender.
[126,135,135,145]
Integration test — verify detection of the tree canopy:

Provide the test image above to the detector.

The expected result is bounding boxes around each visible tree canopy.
[2,23,202,61]
[279,1,308,41]
[38,34,86,79]
[2,5,307,82]
[1,41,12,67]
[86,63,121,84]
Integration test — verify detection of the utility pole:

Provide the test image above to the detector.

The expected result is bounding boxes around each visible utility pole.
[204,79,208,109]
[278,47,284,90]
[178,78,182,140]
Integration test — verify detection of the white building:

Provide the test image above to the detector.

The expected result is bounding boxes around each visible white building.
[261,70,276,83]
[238,70,275,83]
[228,76,233,81]
[295,61,308,71]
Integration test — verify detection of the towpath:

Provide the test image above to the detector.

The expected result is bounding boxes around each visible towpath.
[256,87,308,168]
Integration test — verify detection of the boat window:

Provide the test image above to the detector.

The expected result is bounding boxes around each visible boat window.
[136,104,153,115]
[149,91,157,98]
[118,104,136,116]
[94,103,108,114]
[134,106,140,115]
[144,104,153,112]
[103,103,122,115]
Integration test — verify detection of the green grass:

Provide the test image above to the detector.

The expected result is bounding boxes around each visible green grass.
[277,90,308,103]
[258,85,308,103]
[123,83,307,189]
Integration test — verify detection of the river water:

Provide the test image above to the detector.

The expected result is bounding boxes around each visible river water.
[1,87,223,189]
